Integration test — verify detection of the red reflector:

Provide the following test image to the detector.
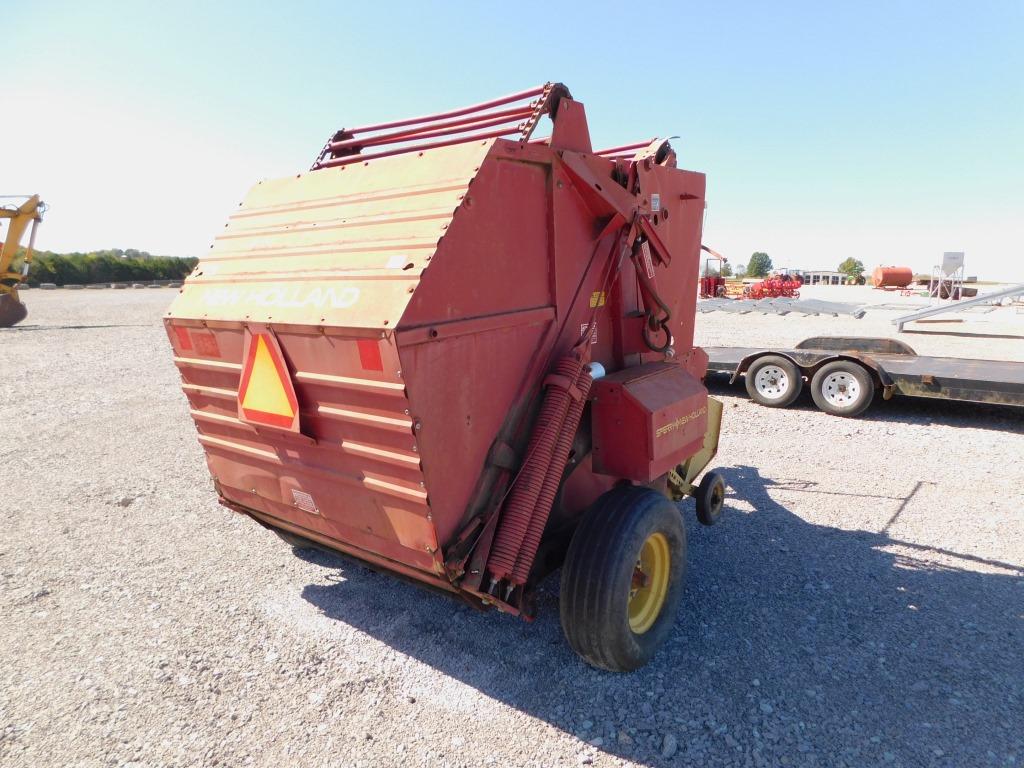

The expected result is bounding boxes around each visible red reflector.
[357,339,384,372]
[193,331,220,358]
[173,326,192,351]
[237,328,300,432]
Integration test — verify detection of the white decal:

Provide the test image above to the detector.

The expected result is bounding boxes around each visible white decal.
[580,322,598,345]
[651,193,661,212]
[200,285,361,310]
[641,241,656,279]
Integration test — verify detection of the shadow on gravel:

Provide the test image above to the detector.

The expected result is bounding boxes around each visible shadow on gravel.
[0,323,153,332]
[299,464,1023,767]
[706,374,1024,432]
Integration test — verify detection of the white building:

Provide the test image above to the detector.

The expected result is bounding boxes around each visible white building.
[790,269,848,286]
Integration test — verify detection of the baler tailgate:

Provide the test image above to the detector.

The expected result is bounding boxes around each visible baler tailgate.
[169,323,442,575]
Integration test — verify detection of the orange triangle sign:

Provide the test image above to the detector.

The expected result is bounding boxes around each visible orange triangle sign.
[237,330,300,430]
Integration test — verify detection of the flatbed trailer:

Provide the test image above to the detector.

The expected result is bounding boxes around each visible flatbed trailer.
[704,336,1024,417]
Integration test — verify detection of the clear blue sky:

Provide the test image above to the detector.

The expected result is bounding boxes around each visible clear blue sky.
[6,1,1023,279]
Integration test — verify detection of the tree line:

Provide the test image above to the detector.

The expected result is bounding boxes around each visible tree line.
[704,252,867,282]
[11,248,198,286]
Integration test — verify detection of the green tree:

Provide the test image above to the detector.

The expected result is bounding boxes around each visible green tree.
[838,257,865,282]
[17,248,198,286]
[747,252,773,277]
[735,263,746,278]
[720,262,733,277]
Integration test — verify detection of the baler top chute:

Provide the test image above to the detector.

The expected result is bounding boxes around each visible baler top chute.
[166,83,726,671]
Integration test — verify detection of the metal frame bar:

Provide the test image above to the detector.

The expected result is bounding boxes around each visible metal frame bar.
[893,283,1024,331]
[594,139,655,157]
[312,83,564,171]
[327,106,535,152]
[316,126,527,168]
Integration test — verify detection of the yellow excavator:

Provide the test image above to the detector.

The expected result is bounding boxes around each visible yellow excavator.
[0,195,45,327]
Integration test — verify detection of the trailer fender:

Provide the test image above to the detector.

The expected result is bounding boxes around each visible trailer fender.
[862,358,899,400]
[817,354,894,393]
[729,350,805,385]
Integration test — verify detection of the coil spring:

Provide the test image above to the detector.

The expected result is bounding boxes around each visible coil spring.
[487,356,579,581]
[510,364,593,585]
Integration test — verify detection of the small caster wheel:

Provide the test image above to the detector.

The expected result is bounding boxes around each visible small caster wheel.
[695,471,725,526]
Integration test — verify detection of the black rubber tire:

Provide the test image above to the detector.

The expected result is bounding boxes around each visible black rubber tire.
[810,360,875,417]
[695,471,726,526]
[560,485,686,672]
[744,355,803,407]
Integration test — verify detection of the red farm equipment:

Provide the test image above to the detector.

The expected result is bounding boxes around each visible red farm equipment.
[699,244,728,298]
[166,83,726,671]
[744,272,802,300]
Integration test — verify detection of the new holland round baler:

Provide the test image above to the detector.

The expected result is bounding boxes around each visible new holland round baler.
[166,83,725,671]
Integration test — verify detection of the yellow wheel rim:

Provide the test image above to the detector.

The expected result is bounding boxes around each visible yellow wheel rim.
[628,532,671,634]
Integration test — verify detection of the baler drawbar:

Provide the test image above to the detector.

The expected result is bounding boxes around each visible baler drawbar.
[166,83,725,671]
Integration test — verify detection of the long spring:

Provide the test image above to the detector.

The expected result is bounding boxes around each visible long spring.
[509,363,593,586]
[486,355,580,583]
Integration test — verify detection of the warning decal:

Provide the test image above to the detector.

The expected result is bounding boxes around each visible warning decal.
[237,328,301,432]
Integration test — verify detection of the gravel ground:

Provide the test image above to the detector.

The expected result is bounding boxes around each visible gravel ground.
[2,289,1022,768]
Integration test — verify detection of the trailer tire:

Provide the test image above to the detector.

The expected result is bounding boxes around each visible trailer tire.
[810,360,874,417]
[745,355,803,407]
[559,485,686,672]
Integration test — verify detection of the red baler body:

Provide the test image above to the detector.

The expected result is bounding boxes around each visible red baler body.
[166,84,715,616]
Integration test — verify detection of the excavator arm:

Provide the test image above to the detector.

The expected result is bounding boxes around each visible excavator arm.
[0,194,45,326]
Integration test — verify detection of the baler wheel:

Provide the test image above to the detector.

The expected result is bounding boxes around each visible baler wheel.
[695,471,726,526]
[559,485,686,672]
[745,355,802,407]
[810,360,874,417]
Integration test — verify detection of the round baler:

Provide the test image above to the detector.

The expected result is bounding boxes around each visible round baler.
[165,83,725,671]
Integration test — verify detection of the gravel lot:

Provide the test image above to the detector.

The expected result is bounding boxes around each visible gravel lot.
[2,288,1022,768]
